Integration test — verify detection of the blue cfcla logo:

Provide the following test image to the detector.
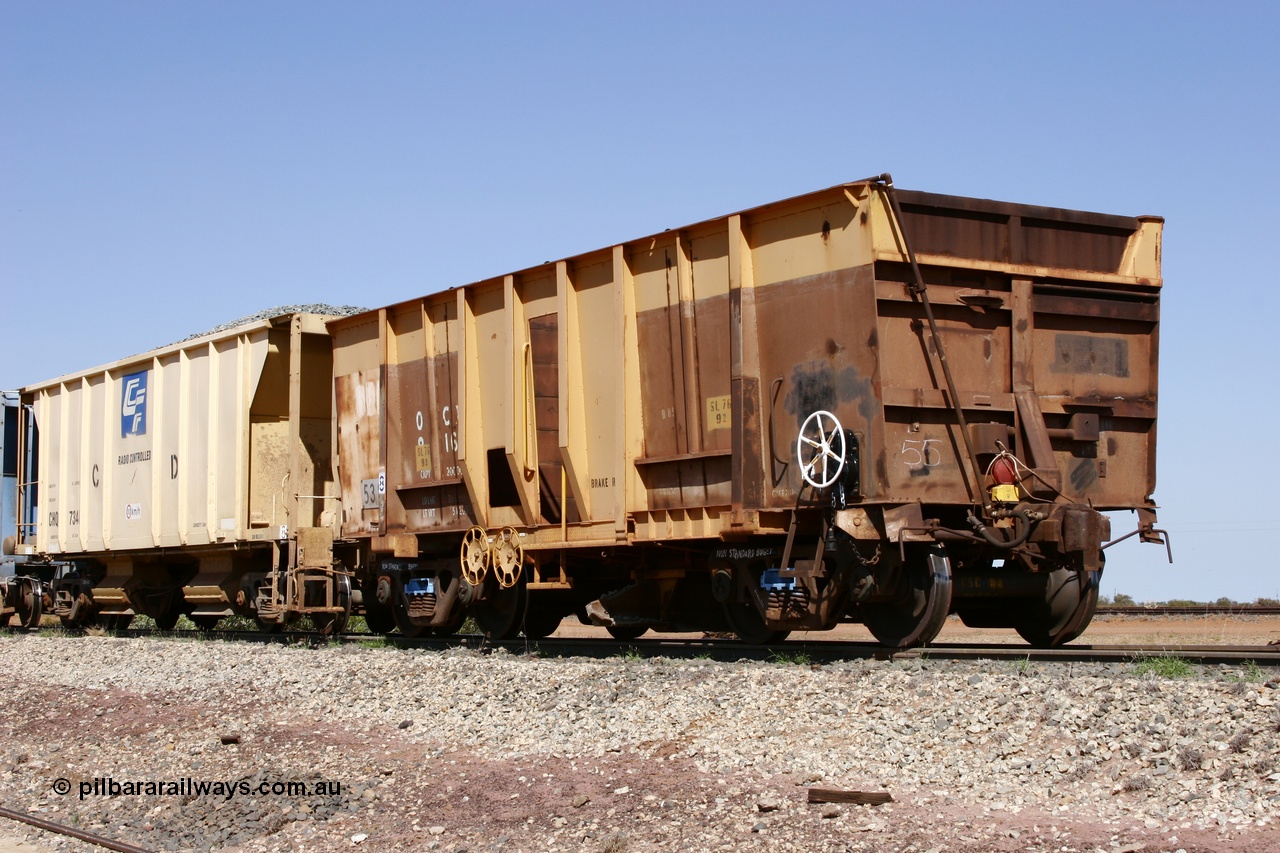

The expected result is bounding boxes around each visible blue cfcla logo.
[121,370,148,437]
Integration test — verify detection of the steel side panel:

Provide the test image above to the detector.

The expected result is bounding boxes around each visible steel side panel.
[334,369,382,538]
[30,330,275,555]
[756,266,883,506]
[339,182,1161,535]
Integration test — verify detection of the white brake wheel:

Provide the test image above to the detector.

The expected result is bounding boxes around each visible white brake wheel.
[796,410,846,489]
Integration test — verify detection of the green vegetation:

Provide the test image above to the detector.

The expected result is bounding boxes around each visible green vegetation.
[767,649,814,666]
[1241,660,1265,683]
[1131,654,1195,679]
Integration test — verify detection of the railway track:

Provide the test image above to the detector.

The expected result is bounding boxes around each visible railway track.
[1096,605,1280,616]
[0,804,151,853]
[52,626,1280,668]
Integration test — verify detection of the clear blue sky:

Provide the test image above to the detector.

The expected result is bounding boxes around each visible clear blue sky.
[3,2,1277,602]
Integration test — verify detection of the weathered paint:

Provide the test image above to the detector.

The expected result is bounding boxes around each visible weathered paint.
[332,180,1161,550]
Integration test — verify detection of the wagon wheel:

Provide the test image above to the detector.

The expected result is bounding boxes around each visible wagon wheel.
[14,580,42,631]
[796,410,846,489]
[151,598,183,631]
[522,608,562,640]
[460,527,490,586]
[606,625,648,641]
[489,528,524,589]
[721,561,790,645]
[363,578,397,635]
[256,615,284,634]
[431,603,466,636]
[387,575,435,639]
[724,598,790,645]
[475,579,525,641]
[100,614,135,632]
[392,598,433,639]
[860,545,952,649]
[310,573,352,636]
[1015,560,1101,648]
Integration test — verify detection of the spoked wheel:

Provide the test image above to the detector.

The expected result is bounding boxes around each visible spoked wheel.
[860,545,952,649]
[13,581,42,631]
[309,574,352,636]
[1015,563,1101,648]
[606,625,648,641]
[460,527,490,586]
[490,528,524,589]
[796,410,846,489]
[476,581,526,641]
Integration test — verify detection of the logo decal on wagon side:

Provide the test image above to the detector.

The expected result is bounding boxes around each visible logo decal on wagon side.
[121,370,148,437]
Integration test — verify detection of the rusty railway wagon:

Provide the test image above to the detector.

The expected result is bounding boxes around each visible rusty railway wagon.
[328,175,1165,647]
[5,176,1165,648]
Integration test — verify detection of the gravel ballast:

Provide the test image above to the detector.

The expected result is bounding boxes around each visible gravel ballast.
[1,634,1277,853]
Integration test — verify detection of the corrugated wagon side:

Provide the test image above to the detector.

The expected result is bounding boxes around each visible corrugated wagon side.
[332,176,1164,646]
[18,312,348,630]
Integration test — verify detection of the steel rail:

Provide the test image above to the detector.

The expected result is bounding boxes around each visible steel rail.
[0,805,153,853]
[1097,605,1280,617]
[64,627,1280,668]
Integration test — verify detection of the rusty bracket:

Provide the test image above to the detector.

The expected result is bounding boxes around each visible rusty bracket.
[1104,523,1174,563]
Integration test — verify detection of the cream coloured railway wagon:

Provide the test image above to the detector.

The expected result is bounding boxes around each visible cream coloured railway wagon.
[19,311,349,630]
[329,176,1165,647]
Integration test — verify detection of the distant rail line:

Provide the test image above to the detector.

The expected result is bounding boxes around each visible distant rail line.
[1096,605,1280,617]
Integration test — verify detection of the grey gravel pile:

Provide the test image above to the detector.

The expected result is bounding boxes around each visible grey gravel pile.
[1,635,1278,852]
[175,304,366,344]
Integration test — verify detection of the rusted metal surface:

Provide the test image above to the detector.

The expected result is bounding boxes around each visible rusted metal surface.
[327,178,1162,647]
[6,178,1165,648]
[335,180,1160,540]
